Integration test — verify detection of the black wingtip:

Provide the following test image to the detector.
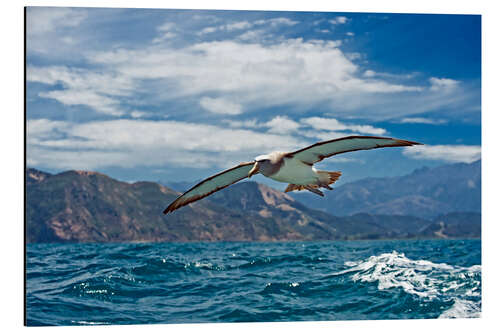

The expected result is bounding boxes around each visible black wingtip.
[163,205,176,214]
[163,205,173,214]
[400,139,423,146]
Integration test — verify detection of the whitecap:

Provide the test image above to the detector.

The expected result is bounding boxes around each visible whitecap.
[439,299,481,319]
[338,251,481,318]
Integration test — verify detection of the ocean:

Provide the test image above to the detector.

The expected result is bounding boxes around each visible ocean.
[26,239,481,326]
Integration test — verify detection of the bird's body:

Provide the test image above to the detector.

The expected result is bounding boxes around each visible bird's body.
[260,152,319,185]
[163,135,422,214]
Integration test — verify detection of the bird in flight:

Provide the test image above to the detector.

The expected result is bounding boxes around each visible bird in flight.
[163,135,421,214]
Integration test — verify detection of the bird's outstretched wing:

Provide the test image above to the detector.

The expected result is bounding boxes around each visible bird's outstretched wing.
[163,162,255,214]
[287,136,421,164]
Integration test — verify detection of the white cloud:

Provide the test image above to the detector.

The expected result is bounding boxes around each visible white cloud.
[28,117,376,171]
[198,26,218,35]
[237,29,266,41]
[225,21,253,31]
[39,90,124,116]
[61,36,76,45]
[399,117,447,125]
[350,125,387,135]
[27,7,87,36]
[363,70,376,77]
[403,145,481,163]
[254,17,299,27]
[88,38,423,113]
[301,117,343,131]
[329,16,348,25]
[26,7,88,55]
[198,17,298,36]
[27,66,134,96]
[27,119,307,170]
[25,11,481,176]
[346,53,364,62]
[157,22,175,32]
[27,118,70,138]
[27,15,473,123]
[265,116,301,134]
[199,97,243,115]
[153,22,178,43]
[363,69,416,80]
[429,77,460,92]
[222,115,386,137]
[222,119,260,128]
[130,111,153,118]
[28,66,133,116]
[153,32,177,43]
[301,117,387,135]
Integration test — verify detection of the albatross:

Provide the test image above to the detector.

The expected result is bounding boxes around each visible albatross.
[163,135,421,214]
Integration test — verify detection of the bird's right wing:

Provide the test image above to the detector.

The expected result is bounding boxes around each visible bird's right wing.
[163,162,255,214]
[287,136,421,164]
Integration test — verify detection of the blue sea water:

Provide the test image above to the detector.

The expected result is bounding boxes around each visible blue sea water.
[26,239,481,326]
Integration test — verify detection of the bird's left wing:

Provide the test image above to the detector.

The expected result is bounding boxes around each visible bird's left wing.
[163,162,255,214]
[287,135,421,164]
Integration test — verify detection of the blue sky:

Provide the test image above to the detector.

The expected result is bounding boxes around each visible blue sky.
[26,7,481,187]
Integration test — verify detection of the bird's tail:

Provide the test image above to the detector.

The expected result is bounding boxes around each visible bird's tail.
[317,171,342,186]
[284,171,341,193]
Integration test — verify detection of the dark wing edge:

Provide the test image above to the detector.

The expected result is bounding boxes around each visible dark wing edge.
[286,135,422,164]
[163,161,255,214]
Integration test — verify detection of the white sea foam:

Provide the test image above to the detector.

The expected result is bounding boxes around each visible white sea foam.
[194,261,213,269]
[184,261,226,271]
[72,320,109,325]
[339,251,481,318]
[439,299,481,319]
[85,289,108,295]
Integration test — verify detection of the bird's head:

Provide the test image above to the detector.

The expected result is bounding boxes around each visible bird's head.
[248,154,270,178]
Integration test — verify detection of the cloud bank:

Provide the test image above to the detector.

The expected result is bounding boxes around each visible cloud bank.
[403,145,481,163]
[25,9,481,178]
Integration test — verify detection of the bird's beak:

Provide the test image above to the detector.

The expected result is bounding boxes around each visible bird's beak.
[248,162,260,178]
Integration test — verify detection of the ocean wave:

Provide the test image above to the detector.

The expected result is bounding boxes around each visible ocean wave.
[439,299,481,319]
[261,281,301,295]
[337,251,481,318]
[26,240,482,325]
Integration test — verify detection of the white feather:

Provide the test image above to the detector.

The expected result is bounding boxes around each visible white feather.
[268,157,318,185]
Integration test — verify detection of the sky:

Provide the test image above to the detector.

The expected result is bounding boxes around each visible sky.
[25,7,481,188]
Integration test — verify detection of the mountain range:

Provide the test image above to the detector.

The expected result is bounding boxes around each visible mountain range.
[26,161,480,243]
[289,160,481,219]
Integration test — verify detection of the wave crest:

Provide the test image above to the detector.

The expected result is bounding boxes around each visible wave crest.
[338,251,481,318]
